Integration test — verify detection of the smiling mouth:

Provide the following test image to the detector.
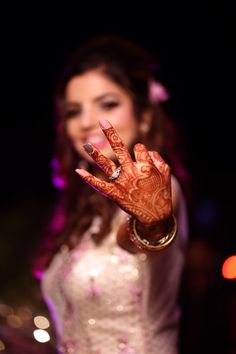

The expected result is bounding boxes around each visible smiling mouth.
[84,135,109,150]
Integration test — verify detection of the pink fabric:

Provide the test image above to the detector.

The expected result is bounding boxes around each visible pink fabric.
[41,200,187,353]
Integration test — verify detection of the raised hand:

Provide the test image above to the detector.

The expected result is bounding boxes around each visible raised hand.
[75,118,172,226]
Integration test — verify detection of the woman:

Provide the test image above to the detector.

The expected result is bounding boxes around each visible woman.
[34,35,188,354]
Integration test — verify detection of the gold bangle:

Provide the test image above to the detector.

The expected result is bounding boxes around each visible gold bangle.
[128,215,177,252]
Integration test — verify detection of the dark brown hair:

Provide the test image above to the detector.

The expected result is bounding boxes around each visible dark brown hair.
[32,35,189,278]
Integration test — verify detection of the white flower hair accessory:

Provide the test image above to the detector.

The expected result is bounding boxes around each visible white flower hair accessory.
[149,80,170,104]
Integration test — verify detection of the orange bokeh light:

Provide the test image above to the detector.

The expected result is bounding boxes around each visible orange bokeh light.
[222,255,236,279]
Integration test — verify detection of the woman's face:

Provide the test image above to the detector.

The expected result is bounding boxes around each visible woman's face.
[64,69,140,162]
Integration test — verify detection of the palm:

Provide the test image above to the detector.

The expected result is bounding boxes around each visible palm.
[76,120,172,226]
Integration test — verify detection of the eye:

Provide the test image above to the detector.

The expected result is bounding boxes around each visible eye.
[64,109,80,119]
[100,102,119,110]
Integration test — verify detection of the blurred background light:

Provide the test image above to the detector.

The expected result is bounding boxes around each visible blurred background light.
[33,329,50,343]
[0,303,13,317]
[222,255,236,279]
[7,314,23,328]
[34,315,50,329]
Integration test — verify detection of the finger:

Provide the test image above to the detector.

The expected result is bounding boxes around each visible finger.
[148,150,170,174]
[133,143,153,164]
[99,118,133,167]
[75,168,118,199]
[83,143,118,177]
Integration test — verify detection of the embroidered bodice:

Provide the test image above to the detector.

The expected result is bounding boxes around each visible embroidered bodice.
[41,206,187,354]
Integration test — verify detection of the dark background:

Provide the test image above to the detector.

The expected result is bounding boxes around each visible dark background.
[0,3,235,353]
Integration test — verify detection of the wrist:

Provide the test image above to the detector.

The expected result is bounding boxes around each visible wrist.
[135,215,174,243]
[127,214,177,252]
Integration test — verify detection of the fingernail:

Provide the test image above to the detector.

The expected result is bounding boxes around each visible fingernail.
[75,169,90,177]
[99,118,111,129]
[83,143,94,154]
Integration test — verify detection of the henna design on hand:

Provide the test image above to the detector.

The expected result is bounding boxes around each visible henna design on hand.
[76,120,172,226]
[99,119,135,175]
[83,143,117,177]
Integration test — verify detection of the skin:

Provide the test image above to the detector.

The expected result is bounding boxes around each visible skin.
[76,119,172,227]
[64,69,140,164]
[64,69,178,251]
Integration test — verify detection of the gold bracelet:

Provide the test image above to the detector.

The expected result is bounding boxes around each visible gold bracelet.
[128,215,177,252]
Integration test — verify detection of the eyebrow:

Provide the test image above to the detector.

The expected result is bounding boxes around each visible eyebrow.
[93,92,119,102]
[65,92,119,107]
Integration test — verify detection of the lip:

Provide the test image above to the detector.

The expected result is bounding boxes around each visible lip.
[83,132,109,150]
[91,139,109,150]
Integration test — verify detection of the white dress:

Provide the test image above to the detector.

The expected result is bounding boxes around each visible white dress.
[41,198,188,354]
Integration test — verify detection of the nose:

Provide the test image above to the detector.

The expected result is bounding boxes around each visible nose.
[80,107,97,130]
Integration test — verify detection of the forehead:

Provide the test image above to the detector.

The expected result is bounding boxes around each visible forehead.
[65,69,127,101]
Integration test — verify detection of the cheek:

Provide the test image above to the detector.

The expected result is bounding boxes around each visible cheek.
[124,106,138,127]
[65,121,75,138]
[118,110,138,135]
[113,106,137,134]
[65,120,81,141]
[112,105,137,129]
[64,122,82,153]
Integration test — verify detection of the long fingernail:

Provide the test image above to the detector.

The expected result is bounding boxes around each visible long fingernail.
[99,118,111,129]
[75,169,90,177]
[83,143,94,154]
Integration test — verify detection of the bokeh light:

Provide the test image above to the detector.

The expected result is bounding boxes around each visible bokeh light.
[33,329,50,343]
[34,315,50,329]
[0,303,13,317]
[222,255,236,279]
[7,314,23,328]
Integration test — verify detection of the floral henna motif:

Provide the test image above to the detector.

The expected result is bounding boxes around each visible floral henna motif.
[133,143,153,164]
[78,171,121,200]
[104,130,129,163]
[83,143,117,177]
[148,150,169,173]
[76,119,172,226]
[100,122,134,172]
[115,162,171,225]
